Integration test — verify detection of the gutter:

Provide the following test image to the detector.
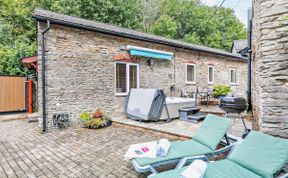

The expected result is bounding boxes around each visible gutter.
[41,20,50,132]
[33,15,246,61]
[247,8,253,112]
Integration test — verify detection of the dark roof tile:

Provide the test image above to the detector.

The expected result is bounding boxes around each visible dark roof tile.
[33,9,246,61]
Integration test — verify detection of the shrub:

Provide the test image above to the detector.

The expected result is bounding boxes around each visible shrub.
[213,85,231,97]
[80,112,91,122]
[80,110,112,129]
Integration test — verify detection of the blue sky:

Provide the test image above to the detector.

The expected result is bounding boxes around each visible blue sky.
[201,0,252,26]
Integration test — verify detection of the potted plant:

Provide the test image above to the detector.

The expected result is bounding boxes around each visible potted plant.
[87,118,104,129]
[79,109,112,129]
[213,85,231,98]
[92,109,104,118]
[80,112,91,128]
[104,116,112,127]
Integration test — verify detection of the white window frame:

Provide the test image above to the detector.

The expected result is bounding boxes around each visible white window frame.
[185,63,196,84]
[208,65,214,84]
[114,62,139,96]
[230,68,239,85]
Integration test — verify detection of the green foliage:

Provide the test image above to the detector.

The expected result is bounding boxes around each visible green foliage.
[147,0,246,51]
[0,0,143,75]
[83,117,107,128]
[79,112,91,122]
[80,111,111,129]
[0,0,247,74]
[0,0,37,75]
[213,85,232,97]
[40,0,143,29]
[148,15,177,38]
[85,118,106,129]
[103,115,112,121]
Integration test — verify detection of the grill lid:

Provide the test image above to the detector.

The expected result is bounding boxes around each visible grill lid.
[219,96,247,113]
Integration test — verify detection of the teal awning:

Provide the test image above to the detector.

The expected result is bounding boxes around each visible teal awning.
[126,45,173,60]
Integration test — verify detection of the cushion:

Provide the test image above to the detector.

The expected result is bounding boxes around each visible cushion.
[228,131,288,178]
[149,160,262,178]
[193,114,232,150]
[135,139,212,166]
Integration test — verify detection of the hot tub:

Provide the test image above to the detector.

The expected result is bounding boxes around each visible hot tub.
[160,97,195,120]
[125,88,195,121]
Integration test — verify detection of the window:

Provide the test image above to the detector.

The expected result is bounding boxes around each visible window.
[230,68,238,84]
[129,65,138,89]
[115,62,139,95]
[208,66,214,84]
[186,64,196,84]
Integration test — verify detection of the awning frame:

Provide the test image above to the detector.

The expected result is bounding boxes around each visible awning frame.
[124,45,174,60]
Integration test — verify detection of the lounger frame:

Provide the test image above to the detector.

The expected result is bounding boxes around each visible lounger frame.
[133,134,241,175]
[277,173,288,178]
[147,160,287,178]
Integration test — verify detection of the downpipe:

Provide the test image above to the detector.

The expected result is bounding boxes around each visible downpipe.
[247,8,252,112]
[41,20,50,132]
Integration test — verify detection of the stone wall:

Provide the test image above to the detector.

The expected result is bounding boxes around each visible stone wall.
[37,22,247,128]
[252,0,288,137]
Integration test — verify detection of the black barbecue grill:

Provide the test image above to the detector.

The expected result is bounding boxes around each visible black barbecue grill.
[219,96,250,138]
[219,97,247,113]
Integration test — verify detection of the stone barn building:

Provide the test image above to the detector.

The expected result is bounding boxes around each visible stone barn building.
[33,9,247,129]
[252,0,288,138]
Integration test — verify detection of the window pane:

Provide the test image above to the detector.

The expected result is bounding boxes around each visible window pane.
[129,65,138,89]
[187,65,195,82]
[209,67,214,83]
[116,63,126,93]
[230,70,235,83]
[231,69,238,83]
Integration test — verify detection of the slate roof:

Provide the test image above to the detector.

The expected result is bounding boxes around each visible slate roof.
[232,39,248,53]
[33,9,246,61]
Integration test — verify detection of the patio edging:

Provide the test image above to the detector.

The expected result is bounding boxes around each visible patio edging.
[112,120,191,140]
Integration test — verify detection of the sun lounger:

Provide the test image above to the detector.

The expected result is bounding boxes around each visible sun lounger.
[131,114,239,174]
[148,131,288,178]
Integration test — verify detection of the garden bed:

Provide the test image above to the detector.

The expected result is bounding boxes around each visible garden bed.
[80,109,112,129]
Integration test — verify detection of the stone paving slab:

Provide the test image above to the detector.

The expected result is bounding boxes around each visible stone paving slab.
[0,120,180,178]
[0,113,38,122]
[113,115,252,138]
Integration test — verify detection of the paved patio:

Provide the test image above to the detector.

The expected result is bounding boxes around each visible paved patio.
[0,107,253,178]
[0,119,179,178]
[113,105,252,138]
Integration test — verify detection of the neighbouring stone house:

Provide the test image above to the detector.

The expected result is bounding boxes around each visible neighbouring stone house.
[231,39,248,57]
[252,0,288,138]
[34,9,247,128]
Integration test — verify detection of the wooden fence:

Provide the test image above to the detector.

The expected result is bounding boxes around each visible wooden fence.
[0,76,26,113]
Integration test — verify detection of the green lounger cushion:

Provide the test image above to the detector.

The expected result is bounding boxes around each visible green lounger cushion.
[228,131,288,178]
[149,160,262,178]
[193,114,232,150]
[135,139,212,166]
[135,114,232,167]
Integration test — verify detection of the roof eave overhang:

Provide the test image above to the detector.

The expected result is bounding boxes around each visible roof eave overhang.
[33,15,247,62]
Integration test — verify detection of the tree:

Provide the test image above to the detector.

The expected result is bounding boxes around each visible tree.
[0,0,144,75]
[148,15,177,38]
[0,0,37,75]
[140,0,162,32]
[147,0,247,51]
[40,0,144,29]
[0,0,247,75]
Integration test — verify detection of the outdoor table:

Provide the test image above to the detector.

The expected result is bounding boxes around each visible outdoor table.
[191,91,210,107]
